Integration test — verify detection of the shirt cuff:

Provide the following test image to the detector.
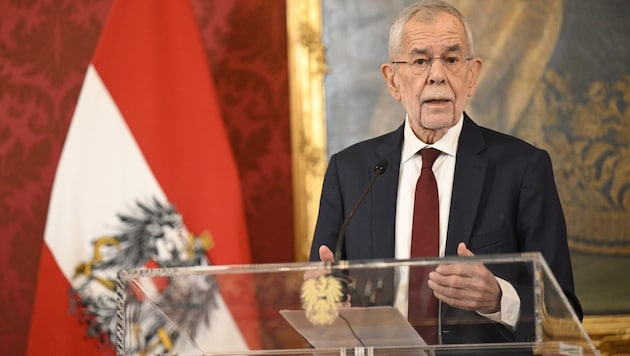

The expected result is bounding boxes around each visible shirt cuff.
[477,277,521,329]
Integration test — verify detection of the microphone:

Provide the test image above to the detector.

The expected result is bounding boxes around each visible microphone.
[334,159,388,263]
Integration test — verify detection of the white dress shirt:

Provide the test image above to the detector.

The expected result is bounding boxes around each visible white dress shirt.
[394,115,519,328]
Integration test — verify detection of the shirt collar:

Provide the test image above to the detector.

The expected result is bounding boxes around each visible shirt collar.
[401,113,463,163]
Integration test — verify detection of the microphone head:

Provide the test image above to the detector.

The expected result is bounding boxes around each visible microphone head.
[374,159,388,175]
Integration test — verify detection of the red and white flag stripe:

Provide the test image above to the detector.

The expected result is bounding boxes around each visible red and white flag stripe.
[27,0,257,354]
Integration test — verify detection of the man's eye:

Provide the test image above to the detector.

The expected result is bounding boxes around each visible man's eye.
[413,58,429,66]
[445,56,459,64]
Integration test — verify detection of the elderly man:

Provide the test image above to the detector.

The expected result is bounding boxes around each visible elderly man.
[310,0,582,345]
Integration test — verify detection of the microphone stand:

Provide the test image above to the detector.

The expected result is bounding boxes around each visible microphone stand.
[331,159,388,302]
[334,159,388,262]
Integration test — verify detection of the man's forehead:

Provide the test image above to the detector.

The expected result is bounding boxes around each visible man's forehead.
[402,13,468,53]
[405,11,465,35]
[403,30,467,53]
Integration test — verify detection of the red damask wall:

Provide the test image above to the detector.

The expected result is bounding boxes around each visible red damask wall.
[0,0,294,354]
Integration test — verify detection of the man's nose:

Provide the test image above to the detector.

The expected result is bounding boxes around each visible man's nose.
[427,59,447,84]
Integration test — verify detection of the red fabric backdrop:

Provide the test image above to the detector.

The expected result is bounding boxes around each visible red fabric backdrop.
[0,0,294,354]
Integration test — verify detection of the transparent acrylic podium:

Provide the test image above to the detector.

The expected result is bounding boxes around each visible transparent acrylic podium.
[116,253,597,355]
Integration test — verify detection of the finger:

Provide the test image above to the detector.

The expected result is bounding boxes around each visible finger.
[303,269,322,280]
[432,289,481,311]
[430,269,502,312]
[428,273,455,290]
[429,272,473,299]
[431,265,489,290]
[429,279,470,305]
[430,279,492,311]
[319,245,334,262]
[434,263,469,276]
[457,242,475,256]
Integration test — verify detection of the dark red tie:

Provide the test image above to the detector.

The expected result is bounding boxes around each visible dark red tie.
[409,147,441,344]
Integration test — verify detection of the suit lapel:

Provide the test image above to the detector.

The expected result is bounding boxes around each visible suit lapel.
[369,125,404,259]
[360,117,488,258]
[445,115,488,256]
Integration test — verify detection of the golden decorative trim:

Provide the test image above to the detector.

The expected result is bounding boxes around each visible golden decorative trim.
[286,0,328,262]
[583,315,630,355]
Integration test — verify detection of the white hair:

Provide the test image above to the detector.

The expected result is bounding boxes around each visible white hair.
[388,0,475,60]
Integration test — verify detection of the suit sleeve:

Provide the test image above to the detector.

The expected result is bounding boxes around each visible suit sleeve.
[310,154,344,261]
[517,149,583,320]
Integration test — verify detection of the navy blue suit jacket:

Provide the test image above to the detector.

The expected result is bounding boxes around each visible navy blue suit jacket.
[310,114,582,343]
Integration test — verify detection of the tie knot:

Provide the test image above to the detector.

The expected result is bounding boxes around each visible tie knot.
[420,148,441,169]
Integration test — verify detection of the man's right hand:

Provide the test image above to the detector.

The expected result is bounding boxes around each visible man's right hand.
[319,245,334,262]
[303,245,333,281]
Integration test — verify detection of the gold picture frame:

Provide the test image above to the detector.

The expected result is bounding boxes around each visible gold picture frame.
[286,0,328,263]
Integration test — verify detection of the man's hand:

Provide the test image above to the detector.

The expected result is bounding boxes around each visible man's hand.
[427,242,501,314]
[303,245,334,281]
[303,245,351,307]
[319,245,334,262]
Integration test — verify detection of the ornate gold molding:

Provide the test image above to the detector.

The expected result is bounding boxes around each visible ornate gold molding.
[286,0,328,262]
[583,315,630,355]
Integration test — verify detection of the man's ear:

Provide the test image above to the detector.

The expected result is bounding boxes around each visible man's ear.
[381,63,402,102]
[466,57,483,98]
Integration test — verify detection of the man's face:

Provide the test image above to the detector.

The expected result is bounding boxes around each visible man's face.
[382,11,482,143]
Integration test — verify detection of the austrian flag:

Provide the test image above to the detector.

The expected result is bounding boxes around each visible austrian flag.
[27,0,257,354]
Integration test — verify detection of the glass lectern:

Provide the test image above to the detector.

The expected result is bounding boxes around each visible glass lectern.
[116,253,597,355]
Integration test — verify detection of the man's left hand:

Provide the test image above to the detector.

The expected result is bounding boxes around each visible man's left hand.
[427,242,501,314]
